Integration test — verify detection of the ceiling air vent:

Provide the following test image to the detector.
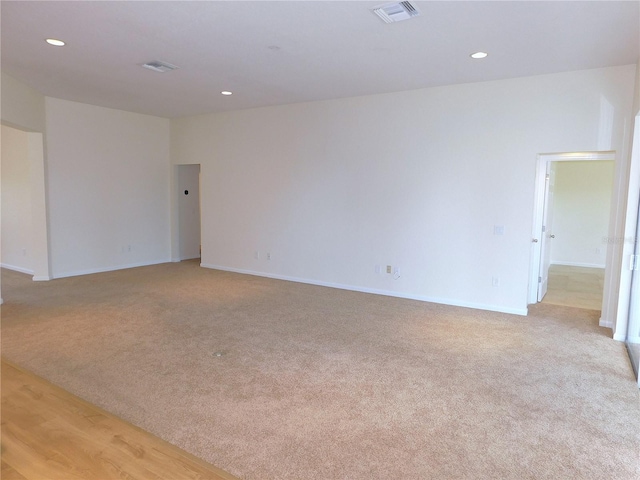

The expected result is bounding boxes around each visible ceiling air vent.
[140,61,179,73]
[372,1,420,24]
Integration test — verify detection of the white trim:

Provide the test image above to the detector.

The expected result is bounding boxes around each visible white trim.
[1,263,34,275]
[52,259,171,279]
[537,151,616,162]
[551,261,605,269]
[599,318,614,329]
[613,332,627,342]
[626,335,640,344]
[201,263,529,316]
[0,263,50,280]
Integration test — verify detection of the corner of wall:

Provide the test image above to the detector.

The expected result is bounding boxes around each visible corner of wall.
[634,61,640,116]
[1,72,46,133]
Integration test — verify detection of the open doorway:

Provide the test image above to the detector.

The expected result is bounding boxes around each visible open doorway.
[0,124,50,282]
[529,151,616,312]
[176,164,201,261]
[542,160,614,309]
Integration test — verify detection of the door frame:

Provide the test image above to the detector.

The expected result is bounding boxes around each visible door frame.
[528,151,616,307]
[621,113,640,358]
[171,163,202,262]
[626,195,640,384]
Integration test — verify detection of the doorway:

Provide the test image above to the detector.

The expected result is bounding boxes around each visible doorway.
[176,164,201,261]
[529,152,616,311]
[0,124,50,282]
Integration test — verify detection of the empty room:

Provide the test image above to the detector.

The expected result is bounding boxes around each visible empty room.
[2,1,640,479]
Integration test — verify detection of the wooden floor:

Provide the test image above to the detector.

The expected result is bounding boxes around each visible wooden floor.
[1,359,239,480]
[541,264,604,310]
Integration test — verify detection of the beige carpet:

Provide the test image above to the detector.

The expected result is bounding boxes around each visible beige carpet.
[2,262,639,479]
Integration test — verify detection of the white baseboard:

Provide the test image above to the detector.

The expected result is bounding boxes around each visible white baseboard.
[599,317,614,329]
[626,335,640,344]
[32,275,51,281]
[551,261,605,269]
[200,263,528,316]
[52,259,171,279]
[613,332,627,342]
[1,263,34,275]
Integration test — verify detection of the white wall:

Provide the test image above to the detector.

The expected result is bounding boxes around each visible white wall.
[550,161,614,268]
[1,72,46,133]
[45,98,171,277]
[172,65,636,315]
[1,125,32,273]
[634,62,640,115]
[1,72,49,301]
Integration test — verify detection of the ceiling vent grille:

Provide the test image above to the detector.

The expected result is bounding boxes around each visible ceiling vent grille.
[141,61,179,73]
[372,1,420,24]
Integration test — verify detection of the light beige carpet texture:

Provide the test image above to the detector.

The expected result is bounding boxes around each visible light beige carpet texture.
[2,262,639,479]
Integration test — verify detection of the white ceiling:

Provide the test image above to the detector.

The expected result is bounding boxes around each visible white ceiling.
[2,1,638,119]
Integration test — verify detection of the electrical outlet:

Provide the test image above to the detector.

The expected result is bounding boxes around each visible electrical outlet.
[254,251,260,259]
[375,265,381,274]
[492,276,500,287]
[267,252,271,261]
[386,265,392,274]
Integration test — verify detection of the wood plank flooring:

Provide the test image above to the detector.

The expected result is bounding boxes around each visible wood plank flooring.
[541,264,604,310]
[1,359,239,480]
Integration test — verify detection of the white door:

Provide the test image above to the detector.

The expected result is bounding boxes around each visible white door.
[628,195,640,386]
[177,164,201,260]
[538,162,557,301]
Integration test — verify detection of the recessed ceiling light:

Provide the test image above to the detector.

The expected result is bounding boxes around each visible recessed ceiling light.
[470,51,488,59]
[45,38,65,47]
[221,91,233,96]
